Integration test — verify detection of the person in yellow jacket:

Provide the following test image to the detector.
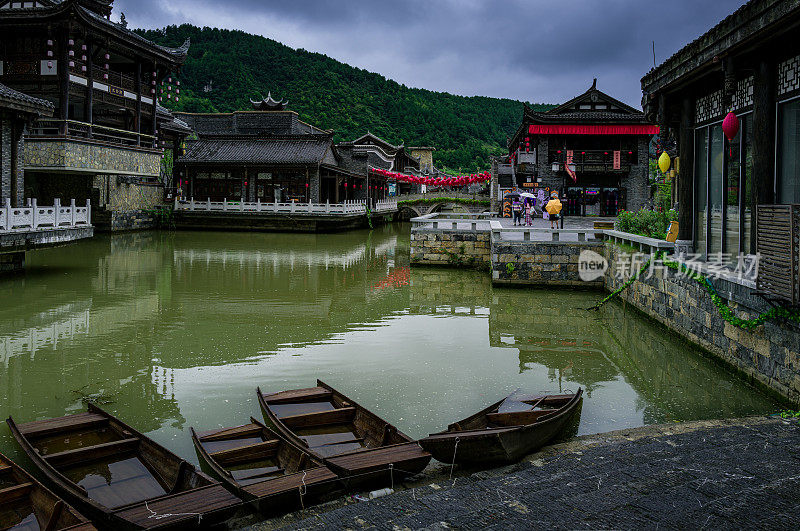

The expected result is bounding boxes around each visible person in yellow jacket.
[544,191,563,229]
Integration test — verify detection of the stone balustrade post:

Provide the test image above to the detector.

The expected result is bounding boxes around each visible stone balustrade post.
[70,199,76,225]
[31,198,38,229]
[54,198,60,227]
[223,198,227,212]
[3,198,10,230]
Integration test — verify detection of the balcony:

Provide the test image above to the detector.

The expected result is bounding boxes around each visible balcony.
[25,119,162,178]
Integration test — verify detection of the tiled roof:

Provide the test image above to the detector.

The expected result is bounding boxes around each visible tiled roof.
[641,0,799,91]
[0,1,188,63]
[179,138,332,164]
[0,83,54,115]
[526,110,647,123]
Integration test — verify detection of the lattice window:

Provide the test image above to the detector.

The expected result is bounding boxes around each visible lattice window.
[728,76,754,112]
[778,55,800,96]
[695,90,723,124]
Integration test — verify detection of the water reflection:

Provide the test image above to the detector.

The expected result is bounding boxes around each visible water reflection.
[0,225,779,468]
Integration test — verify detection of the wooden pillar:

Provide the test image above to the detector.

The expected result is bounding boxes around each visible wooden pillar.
[84,40,93,137]
[58,30,70,134]
[678,96,694,241]
[188,166,194,199]
[9,119,21,207]
[752,58,776,211]
[135,62,142,147]
[150,63,158,144]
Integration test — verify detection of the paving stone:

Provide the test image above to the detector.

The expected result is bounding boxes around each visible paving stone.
[275,418,800,530]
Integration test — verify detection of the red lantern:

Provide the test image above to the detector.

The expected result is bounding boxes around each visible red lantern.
[722,112,740,156]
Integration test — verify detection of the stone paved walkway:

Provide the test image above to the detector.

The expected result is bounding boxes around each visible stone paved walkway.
[252,417,800,530]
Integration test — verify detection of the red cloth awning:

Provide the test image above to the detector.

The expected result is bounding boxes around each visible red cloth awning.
[528,124,660,135]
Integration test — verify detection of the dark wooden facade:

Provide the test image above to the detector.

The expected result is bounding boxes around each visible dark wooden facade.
[642,0,800,269]
[0,0,192,230]
[504,81,657,216]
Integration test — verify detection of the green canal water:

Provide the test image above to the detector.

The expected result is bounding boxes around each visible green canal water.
[0,224,780,467]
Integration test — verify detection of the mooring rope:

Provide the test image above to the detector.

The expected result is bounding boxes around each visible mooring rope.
[298,470,307,509]
[449,437,460,481]
[144,500,202,525]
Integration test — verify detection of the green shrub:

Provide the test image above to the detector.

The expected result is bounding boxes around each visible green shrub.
[616,209,678,239]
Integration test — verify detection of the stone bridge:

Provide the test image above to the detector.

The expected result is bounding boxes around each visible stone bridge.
[396,193,490,218]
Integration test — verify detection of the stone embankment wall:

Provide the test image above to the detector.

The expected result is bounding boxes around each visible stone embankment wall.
[91,177,165,231]
[605,243,800,405]
[409,229,491,268]
[491,240,604,287]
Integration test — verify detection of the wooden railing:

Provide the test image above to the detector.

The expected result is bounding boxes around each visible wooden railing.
[174,198,370,215]
[28,119,157,149]
[0,199,91,233]
[756,205,800,304]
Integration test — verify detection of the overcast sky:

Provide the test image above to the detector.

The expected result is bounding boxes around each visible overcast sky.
[115,0,746,107]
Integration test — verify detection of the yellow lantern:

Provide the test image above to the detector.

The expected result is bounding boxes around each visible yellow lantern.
[658,151,671,174]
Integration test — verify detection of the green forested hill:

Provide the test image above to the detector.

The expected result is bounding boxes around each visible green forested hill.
[138,25,553,171]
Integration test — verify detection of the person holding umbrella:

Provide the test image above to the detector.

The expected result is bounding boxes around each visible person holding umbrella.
[544,191,563,229]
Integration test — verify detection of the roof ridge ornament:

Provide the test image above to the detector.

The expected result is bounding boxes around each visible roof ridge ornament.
[251,92,289,111]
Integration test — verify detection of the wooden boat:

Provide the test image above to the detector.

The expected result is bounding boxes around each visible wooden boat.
[257,380,431,489]
[0,452,96,531]
[419,389,583,464]
[191,417,339,514]
[6,404,243,530]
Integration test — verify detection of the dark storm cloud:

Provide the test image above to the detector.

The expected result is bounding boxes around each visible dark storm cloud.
[115,0,747,106]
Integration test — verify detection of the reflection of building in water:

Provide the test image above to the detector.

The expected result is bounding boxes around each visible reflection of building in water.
[0,234,181,432]
[487,290,777,422]
[489,292,614,394]
[0,304,90,367]
[408,269,491,315]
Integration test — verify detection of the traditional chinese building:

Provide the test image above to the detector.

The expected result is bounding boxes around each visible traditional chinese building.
[1,83,53,206]
[502,80,658,216]
[641,0,800,276]
[176,104,421,205]
[0,0,191,230]
[336,132,421,198]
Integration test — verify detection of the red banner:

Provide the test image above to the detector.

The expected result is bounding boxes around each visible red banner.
[613,150,621,170]
[529,124,660,135]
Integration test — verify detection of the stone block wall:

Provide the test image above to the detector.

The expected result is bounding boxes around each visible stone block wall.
[92,176,165,231]
[410,229,491,268]
[604,243,800,405]
[492,240,604,287]
[25,139,161,177]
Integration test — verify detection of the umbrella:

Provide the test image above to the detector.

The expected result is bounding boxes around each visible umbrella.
[503,191,521,198]
[520,192,536,199]
[545,197,563,216]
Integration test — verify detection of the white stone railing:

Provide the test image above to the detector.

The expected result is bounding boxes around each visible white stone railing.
[490,221,599,242]
[373,199,398,212]
[602,230,675,254]
[0,198,91,233]
[174,198,371,215]
[411,212,493,231]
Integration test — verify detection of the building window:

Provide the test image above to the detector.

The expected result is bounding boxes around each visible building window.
[694,130,708,257]
[694,114,753,261]
[778,98,800,204]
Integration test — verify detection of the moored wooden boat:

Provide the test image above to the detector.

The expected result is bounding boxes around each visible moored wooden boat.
[191,417,339,514]
[257,380,431,489]
[0,452,96,531]
[419,389,583,464]
[6,404,243,530]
